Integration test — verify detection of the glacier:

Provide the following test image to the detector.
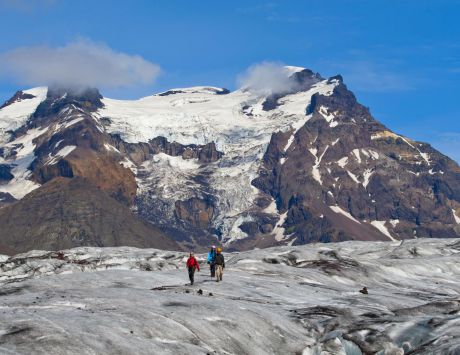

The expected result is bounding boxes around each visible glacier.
[0,238,459,354]
[96,76,338,244]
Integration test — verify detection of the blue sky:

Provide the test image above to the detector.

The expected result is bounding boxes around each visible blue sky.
[0,0,459,162]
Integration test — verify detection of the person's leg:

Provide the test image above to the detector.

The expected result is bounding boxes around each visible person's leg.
[211,264,215,277]
[216,265,222,282]
[189,268,194,285]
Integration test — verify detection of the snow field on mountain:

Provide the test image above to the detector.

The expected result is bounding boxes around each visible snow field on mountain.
[98,79,338,243]
[0,239,459,354]
[0,88,48,199]
[0,87,47,144]
[0,126,49,199]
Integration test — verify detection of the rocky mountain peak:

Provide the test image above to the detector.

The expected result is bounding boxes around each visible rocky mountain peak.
[261,68,324,111]
[32,87,103,120]
[289,67,323,88]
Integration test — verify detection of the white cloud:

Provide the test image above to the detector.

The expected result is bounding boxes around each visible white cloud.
[0,39,161,90]
[237,61,298,95]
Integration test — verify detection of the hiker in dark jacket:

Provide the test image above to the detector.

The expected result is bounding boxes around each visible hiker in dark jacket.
[214,247,225,282]
[207,245,217,277]
[186,252,200,285]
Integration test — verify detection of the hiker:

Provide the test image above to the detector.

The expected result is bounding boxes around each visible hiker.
[207,245,217,277]
[214,247,225,282]
[186,252,200,285]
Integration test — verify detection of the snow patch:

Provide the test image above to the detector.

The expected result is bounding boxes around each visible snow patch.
[371,221,397,241]
[309,145,329,185]
[318,106,334,122]
[46,145,77,165]
[54,139,64,149]
[368,149,380,160]
[104,143,120,153]
[347,170,360,184]
[336,156,348,168]
[452,209,460,224]
[352,149,361,163]
[263,200,278,214]
[362,169,374,188]
[329,205,361,224]
[273,211,288,241]
[284,133,295,152]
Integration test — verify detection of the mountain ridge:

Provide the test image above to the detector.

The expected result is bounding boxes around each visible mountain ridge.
[0,66,459,253]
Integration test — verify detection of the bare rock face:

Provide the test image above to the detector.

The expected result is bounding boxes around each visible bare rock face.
[174,197,215,229]
[252,79,460,244]
[0,164,14,182]
[113,136,223,165]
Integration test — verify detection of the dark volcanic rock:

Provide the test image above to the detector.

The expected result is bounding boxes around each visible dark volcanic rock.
[252,80,460,243]
[112,135,223,165]
[0,164,14,182]
[148,137,223,163]
[174,196,215,229]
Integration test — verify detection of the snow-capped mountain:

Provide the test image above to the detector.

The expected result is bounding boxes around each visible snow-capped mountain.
[0,66,459,253]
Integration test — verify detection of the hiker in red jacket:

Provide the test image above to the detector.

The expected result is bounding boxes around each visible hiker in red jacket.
[186,252,200,285]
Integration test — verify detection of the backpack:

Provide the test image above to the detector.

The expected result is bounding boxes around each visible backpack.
[207,250,216,263]
[214,253,224,266]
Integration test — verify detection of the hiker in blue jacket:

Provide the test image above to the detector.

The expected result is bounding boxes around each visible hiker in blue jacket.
[207,245,217,278]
